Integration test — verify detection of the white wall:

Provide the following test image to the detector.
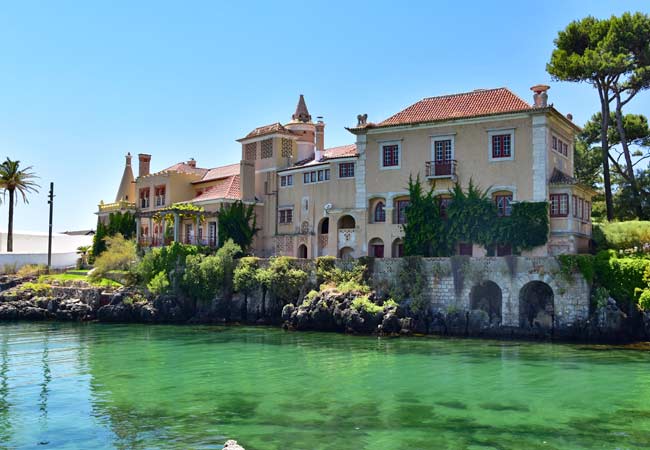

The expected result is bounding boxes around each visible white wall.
[0,231,93,269]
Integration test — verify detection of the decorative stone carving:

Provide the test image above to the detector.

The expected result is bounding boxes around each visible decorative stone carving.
[357,114,368,126]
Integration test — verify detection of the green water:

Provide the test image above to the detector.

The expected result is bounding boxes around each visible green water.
[0,323,649,450]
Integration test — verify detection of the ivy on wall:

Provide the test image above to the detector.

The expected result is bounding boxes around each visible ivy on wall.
[403,176,549,256]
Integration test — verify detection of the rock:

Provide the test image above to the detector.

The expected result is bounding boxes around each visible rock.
[446,310,468,335]
[109,293,123,305]
[467,309,491,334]
[281,303,294,322]
[223,440,245,450]
[97,304,133,322]
[380,311,401,334]
[139,303,158,323]
[21,307,47,321]
[0,303,19,320]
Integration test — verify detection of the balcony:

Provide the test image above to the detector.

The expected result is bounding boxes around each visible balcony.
[425,160,457,179]
[98,200,136,213]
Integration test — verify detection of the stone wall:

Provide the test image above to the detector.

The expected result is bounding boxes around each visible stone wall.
[366,257,590,328]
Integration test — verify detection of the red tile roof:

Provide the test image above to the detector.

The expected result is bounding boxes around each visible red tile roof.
[191,175,241,202]
[376,88,534,127]
[195,163,240,184]
[239,122,296,140]
[160,162,209,177]
[323,144,357,159]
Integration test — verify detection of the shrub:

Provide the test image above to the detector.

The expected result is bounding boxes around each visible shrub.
[557,254,595,283]
[384,298,399,309]
[181,239,241,302]
[136,242,200,287]
[16,264,47,278]
[257,257,308,304]
[91,234,137,281]
[17,282,52,296]
[1,263,17,275]
[593,221,650,252]
[351,295,382,314]
[591,286,610,309]
[147,271,170,295]
[233,257,260,294]
[593,250,650,305]
[639,289,650,311]
[302,289,319,307]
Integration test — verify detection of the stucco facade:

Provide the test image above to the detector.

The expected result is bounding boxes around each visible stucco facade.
[98,86,594,257]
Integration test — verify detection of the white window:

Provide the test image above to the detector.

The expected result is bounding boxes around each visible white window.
[280,174,293,187]
[488,129,515,161]
[303,168,330,184]
[380,141,401,169]
[431,135,455,162]
[279,208,293,224]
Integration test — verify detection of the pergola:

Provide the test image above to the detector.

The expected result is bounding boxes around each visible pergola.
[135,207,219,247]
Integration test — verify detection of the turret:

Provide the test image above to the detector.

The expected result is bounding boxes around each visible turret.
[115,153,136,202]
[285,94,317,161]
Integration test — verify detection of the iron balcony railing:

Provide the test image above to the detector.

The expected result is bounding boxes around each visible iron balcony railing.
[425,160,457,179]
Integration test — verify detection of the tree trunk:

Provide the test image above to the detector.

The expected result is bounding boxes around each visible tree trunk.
[598,85,614,221]
[7,189,14,252]
[614,91,644,219]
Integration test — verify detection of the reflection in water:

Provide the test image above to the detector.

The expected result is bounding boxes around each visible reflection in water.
[0,335,10,443]
[1,323,650,450]
[39,333,51,419]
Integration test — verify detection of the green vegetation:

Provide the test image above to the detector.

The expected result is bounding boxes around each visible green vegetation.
[0,158,40,253]
[17,282,52,296]
[16,264,47,278]
[181,240,240,302]
[93,211,136,257]
[38,272,122,288]
[147,271,170,295]
[351,295,382,314]
[257,257,308,304]
[593,221,650,252]
[403,177,549,256]
[218,201,259,253]
[390,257,428,313]
[90,234,137,282]
[548,12,650,220]
[233,257,260,295]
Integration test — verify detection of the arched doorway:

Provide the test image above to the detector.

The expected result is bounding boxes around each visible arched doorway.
[470,281,502,324]
[338,215,356,229]
[368,238,384,258]
[297,244,308,259]
[318,217,329,256]
[519,281,554,329]
[392,238,404,257]
[339,246,354,259]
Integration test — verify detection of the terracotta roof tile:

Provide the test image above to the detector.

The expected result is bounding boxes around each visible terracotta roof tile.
[240,122,296,140]
[377,88,533,127]
[549,168,578,185]
[322,144,357,159]
[191,175,241,202]
[159,162,209,177]
[195,163,240,184]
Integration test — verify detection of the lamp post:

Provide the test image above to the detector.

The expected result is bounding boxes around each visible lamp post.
[47,182,54,270]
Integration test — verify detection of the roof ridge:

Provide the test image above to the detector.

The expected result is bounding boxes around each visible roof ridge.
[421,87,510,101]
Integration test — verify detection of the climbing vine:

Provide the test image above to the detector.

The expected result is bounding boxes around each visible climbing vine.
[403,178,549,256]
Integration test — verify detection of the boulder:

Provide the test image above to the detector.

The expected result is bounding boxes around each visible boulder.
[281,303,295,322]
[380,311,401,334]
[223,440,245,450]
[467,309,491,334]
[0,303,19,320]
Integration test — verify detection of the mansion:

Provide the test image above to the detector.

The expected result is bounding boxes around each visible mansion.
[97,85,594,257]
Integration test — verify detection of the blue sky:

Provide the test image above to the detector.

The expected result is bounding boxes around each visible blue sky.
[2,0,649,232]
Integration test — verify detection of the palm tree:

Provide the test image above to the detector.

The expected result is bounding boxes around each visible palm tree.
[76,245,91,268]
[0,159,40,252]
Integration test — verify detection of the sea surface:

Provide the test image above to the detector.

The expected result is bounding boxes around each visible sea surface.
[0,322,649,449]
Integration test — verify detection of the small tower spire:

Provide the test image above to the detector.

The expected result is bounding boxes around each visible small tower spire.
[115,152,136,202]
[292,94,312,123]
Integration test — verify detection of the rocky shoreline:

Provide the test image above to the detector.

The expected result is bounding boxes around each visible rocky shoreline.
[1,276,649,344]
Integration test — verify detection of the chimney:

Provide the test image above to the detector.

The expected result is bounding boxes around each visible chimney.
[530,85,550,108]
[125,152,132,166]
[187,158,196,168]
[138,153,151,177]
[315,117,325,159]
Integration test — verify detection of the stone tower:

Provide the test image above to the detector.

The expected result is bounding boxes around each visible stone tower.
[115,153,136,202]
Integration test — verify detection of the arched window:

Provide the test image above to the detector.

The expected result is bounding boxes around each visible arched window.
[374,202,386,223]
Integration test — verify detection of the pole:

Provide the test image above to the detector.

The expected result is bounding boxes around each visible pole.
[47,182,54,270]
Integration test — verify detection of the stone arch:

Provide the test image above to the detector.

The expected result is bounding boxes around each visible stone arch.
[392,238,404,257]
[339,246,354,259]
[368,238,384,258]
[368,197,387,223]
[338,215,356,229]
[470,280,502,324]
[297,244,308,259]
[519,281,554,329]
